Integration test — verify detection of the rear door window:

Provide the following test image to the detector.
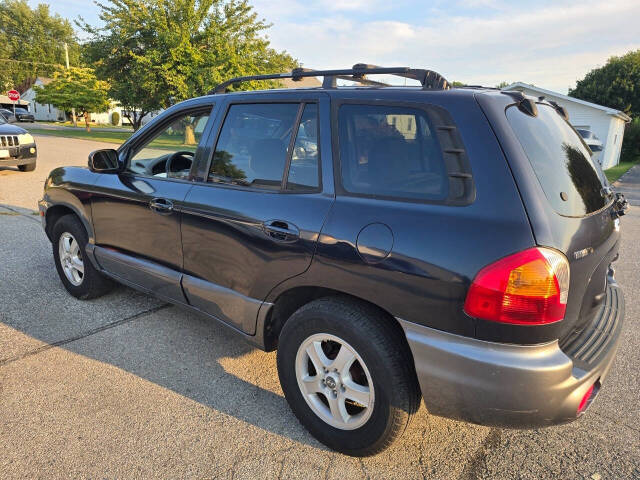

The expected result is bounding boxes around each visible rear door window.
[286,103,320,192]
[209,103,299,190]
[506,104,607,216]
[338,104,448,201]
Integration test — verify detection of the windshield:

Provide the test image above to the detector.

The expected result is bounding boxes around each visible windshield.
[507,104,607,217]
[0,114,6,124]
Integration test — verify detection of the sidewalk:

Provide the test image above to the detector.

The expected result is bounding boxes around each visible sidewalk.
[614,163,640,206]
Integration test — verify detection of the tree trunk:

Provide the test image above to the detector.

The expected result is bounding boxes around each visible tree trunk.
[184,123,196,145]
[84,112,91,132]
[134,112,147,131]
[72,110,77,128]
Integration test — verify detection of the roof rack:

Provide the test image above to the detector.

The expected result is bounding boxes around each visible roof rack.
[209,63,450,94]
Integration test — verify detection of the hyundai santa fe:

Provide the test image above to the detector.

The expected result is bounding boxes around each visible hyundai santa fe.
[38,64,627,456]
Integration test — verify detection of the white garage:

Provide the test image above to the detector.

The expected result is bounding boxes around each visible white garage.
[504,82,631,170]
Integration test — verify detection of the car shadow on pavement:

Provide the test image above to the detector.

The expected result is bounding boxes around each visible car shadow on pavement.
[65,298,325,449]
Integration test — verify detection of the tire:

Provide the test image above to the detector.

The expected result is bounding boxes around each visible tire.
[18,162,36,172]
[52,214,114,299]
[277,297,420,456]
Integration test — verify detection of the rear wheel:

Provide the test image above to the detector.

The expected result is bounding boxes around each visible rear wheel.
[18,162,35,172]
[277,297,420,456]
[52,214,114,299]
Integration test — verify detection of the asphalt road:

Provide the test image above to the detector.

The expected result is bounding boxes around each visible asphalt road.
[0,136,639,479]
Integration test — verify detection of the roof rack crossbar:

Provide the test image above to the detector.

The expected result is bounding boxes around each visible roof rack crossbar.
[209,63,450,94]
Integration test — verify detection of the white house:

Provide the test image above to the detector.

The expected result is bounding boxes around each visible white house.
[21,77,131,126]
[20,78,67,121]
[503,82,631,170]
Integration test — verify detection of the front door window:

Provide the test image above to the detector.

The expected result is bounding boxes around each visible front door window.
[127,110,211,179]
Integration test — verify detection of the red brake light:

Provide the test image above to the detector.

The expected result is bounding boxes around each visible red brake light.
[464,247,570,325]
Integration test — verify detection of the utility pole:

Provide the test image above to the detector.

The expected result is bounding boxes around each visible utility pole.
[64,42,77,127]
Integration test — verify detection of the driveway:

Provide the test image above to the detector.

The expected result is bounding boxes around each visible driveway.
[0,136,639,478]
[614,163,640,207]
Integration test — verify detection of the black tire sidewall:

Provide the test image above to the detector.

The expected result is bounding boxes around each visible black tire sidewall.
[52,215,94,298]
[18,162,36,172]
[277,301,403,455]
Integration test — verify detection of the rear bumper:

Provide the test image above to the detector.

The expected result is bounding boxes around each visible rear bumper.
[401,283,624,428]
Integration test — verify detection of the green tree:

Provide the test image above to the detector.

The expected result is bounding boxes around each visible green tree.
[80,0,298,130]
[569,50,640,118]
[0,0,81,91]
[34,67,110,131]
[495,81,511,89]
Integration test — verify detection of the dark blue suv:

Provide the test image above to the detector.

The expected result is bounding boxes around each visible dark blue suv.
[39,65,627,456]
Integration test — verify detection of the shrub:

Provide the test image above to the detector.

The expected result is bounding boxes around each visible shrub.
[621,118,640,163]
[111,111,120,126]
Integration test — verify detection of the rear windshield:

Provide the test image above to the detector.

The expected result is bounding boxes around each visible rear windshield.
[506,104,606,216]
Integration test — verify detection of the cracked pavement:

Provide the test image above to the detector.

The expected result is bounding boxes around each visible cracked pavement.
[0,137,639,478]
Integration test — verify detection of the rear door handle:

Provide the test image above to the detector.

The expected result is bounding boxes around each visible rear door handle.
[149,198,174,215]
[263,219,300,242]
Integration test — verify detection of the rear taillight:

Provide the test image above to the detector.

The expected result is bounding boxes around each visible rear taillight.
[464,247,570,325]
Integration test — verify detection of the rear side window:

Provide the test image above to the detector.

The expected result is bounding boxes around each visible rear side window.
[338,104,449,201]
[507,104,606,216]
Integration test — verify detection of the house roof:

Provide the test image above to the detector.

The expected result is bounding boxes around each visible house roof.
[503,82,632,122]
[0,95,29,106]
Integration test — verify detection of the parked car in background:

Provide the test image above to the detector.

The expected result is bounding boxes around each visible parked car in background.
[39,65,628,456]
[0,107,34,123]
[12,107,35,123]
[0,108,16,122]
[0,114,37,171]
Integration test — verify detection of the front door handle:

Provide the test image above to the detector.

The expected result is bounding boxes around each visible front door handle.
[149,198,174,215]
[263,219,300,242]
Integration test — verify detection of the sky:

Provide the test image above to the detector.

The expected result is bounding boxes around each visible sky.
[29,0,640,94]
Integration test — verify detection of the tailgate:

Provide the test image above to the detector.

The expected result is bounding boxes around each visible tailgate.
[480,92,623,342]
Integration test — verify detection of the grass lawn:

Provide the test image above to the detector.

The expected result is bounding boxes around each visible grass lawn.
[28,126,199,152]
[36,121,131,130]
[28,126,132,145]
[605,161,637,183]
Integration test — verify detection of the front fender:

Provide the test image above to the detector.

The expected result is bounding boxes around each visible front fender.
[41,166,99,244]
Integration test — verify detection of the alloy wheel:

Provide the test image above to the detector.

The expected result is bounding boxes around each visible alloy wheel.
[295,333,375,430]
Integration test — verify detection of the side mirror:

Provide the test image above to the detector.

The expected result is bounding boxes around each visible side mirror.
[88,149,123,173]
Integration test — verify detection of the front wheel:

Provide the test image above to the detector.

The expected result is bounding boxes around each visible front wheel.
[52,214,114,299]
[277,297,420,456]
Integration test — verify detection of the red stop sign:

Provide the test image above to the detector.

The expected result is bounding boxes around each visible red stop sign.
[7,90,20,101]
